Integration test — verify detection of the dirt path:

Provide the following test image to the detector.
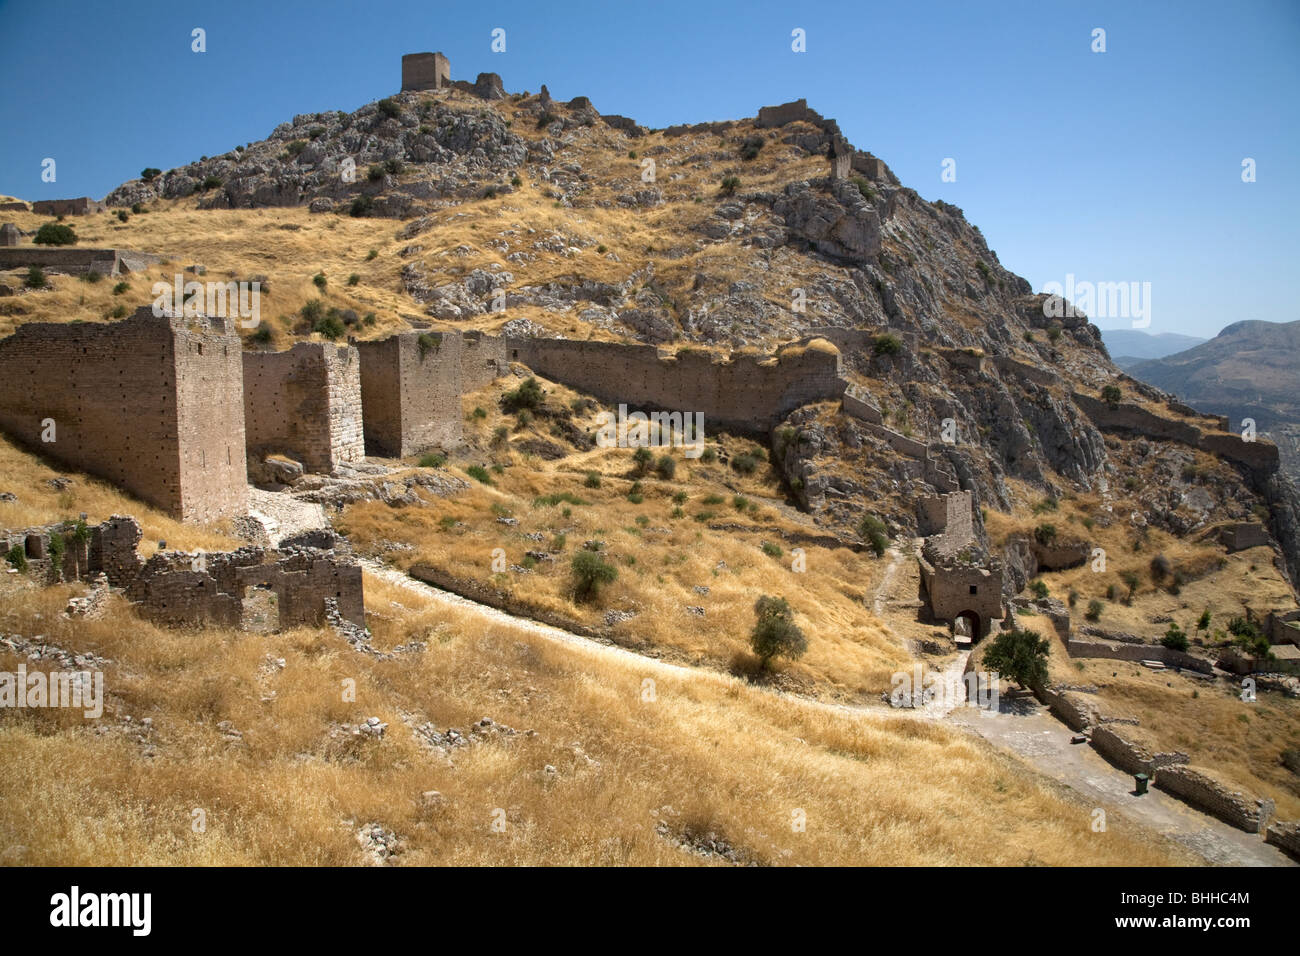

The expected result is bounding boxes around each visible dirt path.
[362,558,1294,866]
[949,697,1294,867]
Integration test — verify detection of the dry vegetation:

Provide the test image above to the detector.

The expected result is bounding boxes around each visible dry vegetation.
[0,567,1191,866]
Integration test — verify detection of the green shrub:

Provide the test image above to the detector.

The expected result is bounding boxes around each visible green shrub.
[719,175,740,196]
[1101,385,1123,406]
[732,452,760,475]
[572,550,617,602]
[584,472,602,489]
[872,333,903,356]
[347,273,360,287]
[1085,599,1104,621]
[631,446,654,476]
[492,425,509,445]
[700,447,718,464]
[417,332,440,359]
[200,175,223,191]
[418,453,445,468]
[112,281,129,295]
[108,304,127,319]
[5,544,27,572]
[761,541,782,558]
[140,167,162,182]
[534,492,586,507]
[750,596,807,668]
[34,223,77,246]
[654,455,676,480]
[733,495,749,511]
[466,465,493,485]
[857,514,888,557]
[501,377,544,413]
[350,196,374,217]
[24,266,47,289]
[313,315,344,340]
[366,249,378,261]
[312,272,327,289]
[285,140,308,157]
[1034,523,1057,546]
[472,407,487,419]
[1029,579,1049,600]
[251,321,273,345]
[376,97,401,119]
[1161,624,1189,652]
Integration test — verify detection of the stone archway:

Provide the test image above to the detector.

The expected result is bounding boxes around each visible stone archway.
[953,610,982,644]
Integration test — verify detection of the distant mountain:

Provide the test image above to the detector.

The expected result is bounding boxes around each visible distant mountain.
[1100,329,1208,369]
[1127,319,1300,486]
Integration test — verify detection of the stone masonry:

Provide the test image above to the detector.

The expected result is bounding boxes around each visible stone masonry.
[0,307,248,522]
[243,342,364,475]
[401,52,450,92]
[3,514,364,629]
[355,330,467,457]
[915,491,1003,638]
[31,197,104,216]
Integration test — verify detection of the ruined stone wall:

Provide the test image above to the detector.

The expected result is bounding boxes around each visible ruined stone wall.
[1154,765,1275,834]
[460,330,510,390]
[506,337,844,434]
[0,247,124,276]
[356,331,463,457]
[243,343,363,474]
[1090,723,1189,776]
[0,308,247,522]
[1065,637,1214,674]
[1037,685,1097,731]
[31,197,104,216]
[1265,821,1300,859]
[1073,391,1279,475]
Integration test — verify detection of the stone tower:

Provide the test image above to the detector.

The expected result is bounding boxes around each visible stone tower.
[401,52,450,92]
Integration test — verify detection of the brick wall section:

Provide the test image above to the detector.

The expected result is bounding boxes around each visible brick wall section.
[355,331,464,457]
[243,343,363,473]
[1265,821,1300,859]
[1090,723,1189,776]
[0,307,247,522]
[1154,764,1275,833]
[1037,685,1097,731]
[505,337,844,434]
[460,330,510,390]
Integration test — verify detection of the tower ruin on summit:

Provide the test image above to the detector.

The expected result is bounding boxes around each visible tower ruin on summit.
[401,52,450,92]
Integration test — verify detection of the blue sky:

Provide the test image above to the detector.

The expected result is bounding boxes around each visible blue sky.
[1,0,1296,340]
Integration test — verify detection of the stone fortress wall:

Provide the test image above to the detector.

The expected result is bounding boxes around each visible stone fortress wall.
[0,306,247,522]
[504,336,846,435]
[243,342,364,474]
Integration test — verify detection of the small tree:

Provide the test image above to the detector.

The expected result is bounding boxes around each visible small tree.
[750,596,807,669]
[24,266,47,289]
[1101,385,1122,407]
[981,628,1050,690]
[501,377,543,413]
[33,223,77,246]
[141,167,162,182]
[654,454,676,480]
[857,514,888,557]
[572,550,617,602]
[1196,608,1211,631]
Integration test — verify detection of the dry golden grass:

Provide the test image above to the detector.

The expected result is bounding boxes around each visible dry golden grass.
[0,434,238,553]
[0,569,1193,866]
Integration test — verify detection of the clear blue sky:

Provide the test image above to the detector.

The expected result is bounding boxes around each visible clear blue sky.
[1,0,1296,340]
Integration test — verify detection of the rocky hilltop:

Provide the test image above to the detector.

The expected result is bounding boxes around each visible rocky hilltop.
[87,81,1300,590]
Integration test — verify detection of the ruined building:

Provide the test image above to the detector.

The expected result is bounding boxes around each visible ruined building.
[0,307,248,522]
[915,491,1004,640]
[2,515,364,629]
